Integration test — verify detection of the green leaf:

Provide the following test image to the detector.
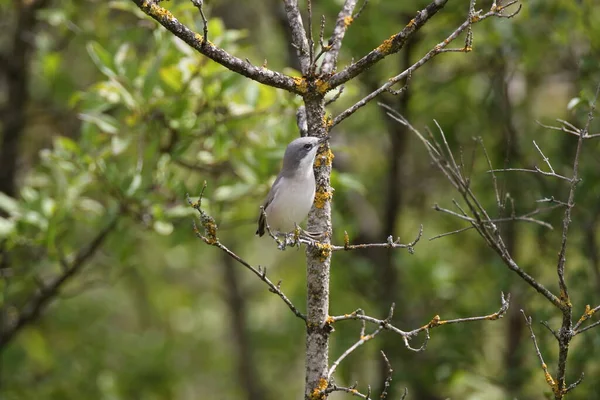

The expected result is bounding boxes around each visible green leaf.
[153,220,174,235]
[567,97,581,110]
[126,174,142,196]
[111,79,137,109]
[0,218,15,238]
[160,65,183,91]
[114,43,130,75]
[41,198,56,217]
[79,112,119,134]
[213,183,253,201]
[0,193,20,214]
[54,136,80,155]
[86,41,117,78]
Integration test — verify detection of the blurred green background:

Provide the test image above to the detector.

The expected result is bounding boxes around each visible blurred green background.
[1,0,599,399]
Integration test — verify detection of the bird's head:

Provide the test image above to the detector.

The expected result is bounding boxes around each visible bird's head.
[281,136,329,176]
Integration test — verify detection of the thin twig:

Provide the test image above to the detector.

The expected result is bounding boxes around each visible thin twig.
[0,213,120,350]
[188,189,306,321]
[522,310,559,394]
[331,2,522,126]
[330,293,509,352]
[335,225,423,254]
[379,351,394,400]
[487,167,571,182]
[320,0,359,75]
[190,0,208,45]
[383,107,564,309]
[434,204,555,230]
[429,226,475,241]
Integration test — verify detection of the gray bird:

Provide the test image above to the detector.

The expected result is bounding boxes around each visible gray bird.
[256,136,329,236]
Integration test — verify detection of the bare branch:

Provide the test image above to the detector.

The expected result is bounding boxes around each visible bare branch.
[320,0,359,75]
[325,85,345,106]
[190,0,208,45]
[565,373,585,393]
[478,137,501,207]
[130,0,302,93]
[556,84,599,310]
[330,293,509,352]
[575,319,600,335]
[429,226,475,241]
[296,105,308,136]
[283,0,310,74]
[327,324,384,379]
[379,351,394,400]
[522,310,559,395]
[573,304,600,334]
[487,167,572,182]
[188,190,306,321]
[541,320,560,341]
[434,204,557,230]
[383,107,564,309]
[0,213,120,350]
[331,2,521,126]
[334,225,422,254]
[328,0,451,89]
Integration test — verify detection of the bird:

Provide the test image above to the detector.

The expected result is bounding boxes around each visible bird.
[256,136,329,237]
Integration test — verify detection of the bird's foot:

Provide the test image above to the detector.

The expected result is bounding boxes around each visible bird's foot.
[293,224,328,244]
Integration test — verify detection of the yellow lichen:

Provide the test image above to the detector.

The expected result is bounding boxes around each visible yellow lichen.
[325,315,334,325]
[470,14,480,23]
[194,32,204,44]
[315,79,330,94]
[406,18,416,28]
[486,312,500,321]
[314,189,333,209]
[426,315,441,328]
[314,148,334,167]
[314,242,332,261]
[343,16,354,27]
[147,2,175,22]
[311,377,329,400]
[376,35,395,54]
[293,76,308,94]
[559,289,572,308]
[463,46,473,53]
[577,304,596,325]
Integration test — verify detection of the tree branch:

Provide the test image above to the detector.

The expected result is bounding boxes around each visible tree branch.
[382,107,563,309]
[129,0,303,94]
[327,0,450,89]
[0,213,120,350]
[283,0,310,74]
[187,190,306,321]
[320,0,359,75]
[331,2,521,126]
[329,293,509,353]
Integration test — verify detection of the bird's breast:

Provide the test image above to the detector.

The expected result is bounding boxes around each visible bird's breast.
[266,174,316,232]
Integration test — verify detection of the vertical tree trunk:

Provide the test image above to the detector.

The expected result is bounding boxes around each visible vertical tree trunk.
[304,94,332,399]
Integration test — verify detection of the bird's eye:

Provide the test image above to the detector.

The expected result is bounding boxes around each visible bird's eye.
[304,144,312,150]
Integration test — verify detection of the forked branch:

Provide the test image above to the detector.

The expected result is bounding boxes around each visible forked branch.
[130,0,302,93]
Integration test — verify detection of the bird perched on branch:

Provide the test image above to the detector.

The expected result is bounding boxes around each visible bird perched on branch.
[256,136,329,237]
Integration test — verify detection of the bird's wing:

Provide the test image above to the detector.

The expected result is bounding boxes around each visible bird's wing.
[256,175,283,236]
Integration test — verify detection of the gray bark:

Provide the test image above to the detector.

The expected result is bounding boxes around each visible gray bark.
[303,94,332,399]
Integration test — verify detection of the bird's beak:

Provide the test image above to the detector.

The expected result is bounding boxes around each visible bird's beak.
[318,135,330,144]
